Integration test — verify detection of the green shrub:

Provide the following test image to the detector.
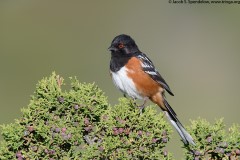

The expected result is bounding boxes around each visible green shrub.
[97,98,172,159]
[1,73,239,160]
[183,118,240,160]
[0,73,172,160]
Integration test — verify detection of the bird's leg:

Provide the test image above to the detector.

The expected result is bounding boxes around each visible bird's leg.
[128,97,147,114]
[138,97,148,114]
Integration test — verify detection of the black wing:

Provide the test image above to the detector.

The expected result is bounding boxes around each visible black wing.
[136,53,174,96]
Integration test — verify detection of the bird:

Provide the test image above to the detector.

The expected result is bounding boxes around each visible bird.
[108,34,195,145]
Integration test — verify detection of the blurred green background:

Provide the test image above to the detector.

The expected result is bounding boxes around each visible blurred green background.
[1,1,239,158]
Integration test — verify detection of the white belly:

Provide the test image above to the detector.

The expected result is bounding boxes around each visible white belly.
[111,66,143,99]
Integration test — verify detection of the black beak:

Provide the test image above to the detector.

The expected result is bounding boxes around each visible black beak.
[108,46,117,52]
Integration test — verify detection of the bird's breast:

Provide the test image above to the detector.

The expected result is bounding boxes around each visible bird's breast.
[110,66,143,99]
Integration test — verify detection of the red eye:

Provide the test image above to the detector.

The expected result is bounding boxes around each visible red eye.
[118,43,124,49]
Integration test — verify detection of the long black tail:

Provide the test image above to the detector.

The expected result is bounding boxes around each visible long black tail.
[163,99,195,145]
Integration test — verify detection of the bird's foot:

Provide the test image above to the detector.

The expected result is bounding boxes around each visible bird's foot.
[127,97,148,114]
[137,98,148,114]
[138,104,145,114]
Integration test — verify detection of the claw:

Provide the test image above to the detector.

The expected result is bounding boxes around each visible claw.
[138,105,145,114]
[138,98,148,114]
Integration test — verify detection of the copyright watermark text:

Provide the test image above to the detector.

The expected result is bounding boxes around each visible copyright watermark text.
[168,0,240,4]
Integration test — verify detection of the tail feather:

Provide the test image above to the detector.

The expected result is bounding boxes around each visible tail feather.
[163,99,195,145]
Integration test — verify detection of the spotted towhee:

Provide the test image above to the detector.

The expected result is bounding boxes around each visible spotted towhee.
[108,34,195,145]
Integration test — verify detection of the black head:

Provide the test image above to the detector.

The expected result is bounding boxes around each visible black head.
[108,34,139,56]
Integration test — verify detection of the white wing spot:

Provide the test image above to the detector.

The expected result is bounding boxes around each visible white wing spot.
[145,71,158,75]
